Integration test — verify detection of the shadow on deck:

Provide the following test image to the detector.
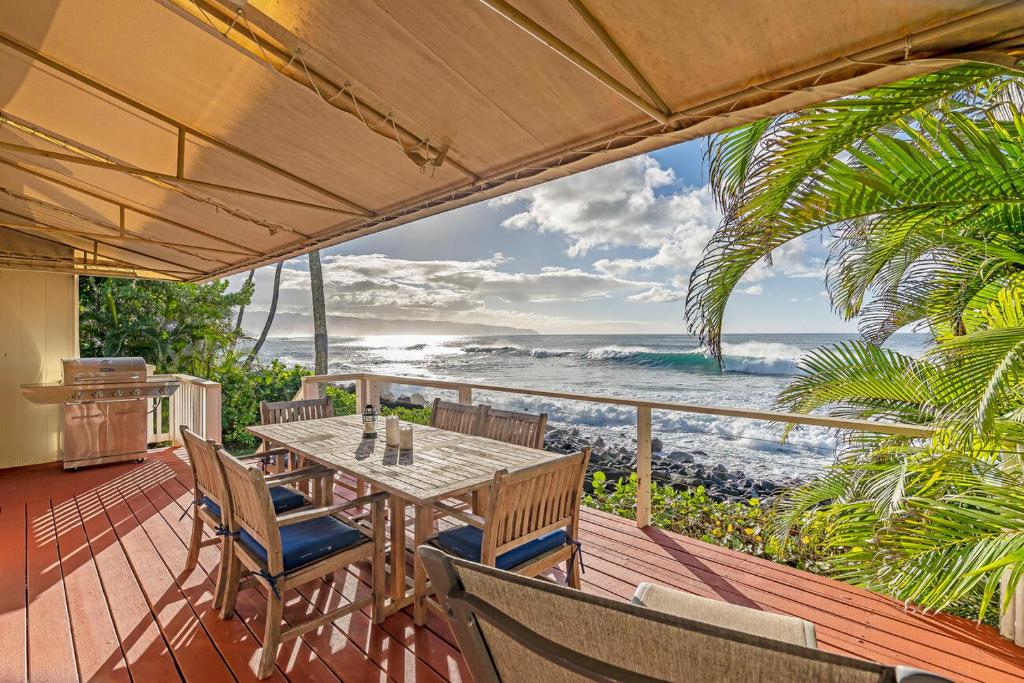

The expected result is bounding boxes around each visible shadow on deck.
[1,448,1022,682]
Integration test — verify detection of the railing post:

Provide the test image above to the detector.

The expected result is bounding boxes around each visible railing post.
[458,385,472,404]
[168,375,181,446]
[204,380,222,443]
[301,375,319,400]
[636,405,652,528]
[356,377,380,412]
[1001,449,1024,644]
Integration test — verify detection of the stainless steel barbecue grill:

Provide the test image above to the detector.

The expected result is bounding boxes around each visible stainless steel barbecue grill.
[21,357,180,470]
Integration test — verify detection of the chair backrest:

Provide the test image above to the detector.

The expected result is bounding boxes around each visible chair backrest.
[481,449,590,563]
[179,426,227,507]
[215,446,283,574]
[260,397,334,425]
[430,398,485,436]
[478,406,548,449]
[418,546,944,683]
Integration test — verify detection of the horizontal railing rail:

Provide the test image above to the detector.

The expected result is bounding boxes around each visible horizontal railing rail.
[300,371,934,529]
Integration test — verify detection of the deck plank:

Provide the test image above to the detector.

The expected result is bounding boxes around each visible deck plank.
[4,449,1024,683]
[0,504,27,682]
[51,494,131,683]
[26,499,78,683]
[74,488,182,682]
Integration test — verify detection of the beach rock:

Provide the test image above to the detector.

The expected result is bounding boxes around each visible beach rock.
[670,451,694,463]
[651,437,664,452]
[409,393,428,407]
[379,391,396,403]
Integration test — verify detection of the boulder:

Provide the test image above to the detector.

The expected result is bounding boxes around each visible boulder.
[409,393,428,407]
[670,451,694,464]
[379,391,396,403]
[651,437,664,452]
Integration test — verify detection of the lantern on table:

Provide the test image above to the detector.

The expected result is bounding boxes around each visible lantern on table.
[362,404,378,438]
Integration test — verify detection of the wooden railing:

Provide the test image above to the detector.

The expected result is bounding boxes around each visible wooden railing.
[299,371,934,529]
[167,374,222,445]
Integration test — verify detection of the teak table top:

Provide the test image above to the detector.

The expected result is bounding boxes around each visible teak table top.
[247,414,561,504]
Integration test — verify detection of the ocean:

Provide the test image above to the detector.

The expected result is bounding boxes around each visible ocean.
[256,333,930,480]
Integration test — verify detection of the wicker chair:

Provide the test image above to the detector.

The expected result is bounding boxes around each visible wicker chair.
[429,449,591,590]
[418,547,952,683]
[216,445,387,679]
[178,427,328,607]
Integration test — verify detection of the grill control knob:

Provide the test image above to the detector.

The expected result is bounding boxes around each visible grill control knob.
[92,390,104,399]
[112,389,123,398]
[72,391,85,401]
[130,388,141,397]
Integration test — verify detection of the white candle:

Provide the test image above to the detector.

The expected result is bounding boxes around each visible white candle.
[385,415,401,446]
[399,425,413,451]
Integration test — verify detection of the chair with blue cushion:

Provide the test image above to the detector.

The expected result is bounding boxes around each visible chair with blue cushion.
[179,427,331,610]
[215,444,387,680]
[428,448,591,592]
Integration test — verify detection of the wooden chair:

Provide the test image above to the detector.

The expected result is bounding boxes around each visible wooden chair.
[260,397,350,499]
[216,446,388,679]
[179,427,331,608]
[418,547,952,683]
[430,397,486,435]
[477,405,548,449]
[428,449,591,590]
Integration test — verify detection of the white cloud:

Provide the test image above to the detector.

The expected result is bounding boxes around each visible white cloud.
[233,252,662,333]
[736,285,763,296]
[497,156,720,262]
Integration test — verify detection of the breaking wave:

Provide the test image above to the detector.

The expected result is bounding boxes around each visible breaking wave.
[459,341,801,376]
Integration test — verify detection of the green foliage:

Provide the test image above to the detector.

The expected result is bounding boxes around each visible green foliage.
[218,357,311,450]
[78,275,307,452]
[689,64,1024,621]
[583,472,836,574]
[79,276,253,375]
[323,385,432,424]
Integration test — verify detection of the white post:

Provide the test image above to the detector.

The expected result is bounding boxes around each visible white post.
[1002,449,1024,644]
[356,377,380,412]
[204,380,222,443]
[636,405,652,528]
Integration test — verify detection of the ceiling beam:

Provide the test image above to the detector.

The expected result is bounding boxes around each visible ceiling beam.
[566,0,670,117]
[170,0,478,180]
[0,31,373,217]
[0,137,357,217]
[0,209,235,266]
[0,155,262,256]
[0,252,184,280]
[0,207,206,275]
[476,0,668,124]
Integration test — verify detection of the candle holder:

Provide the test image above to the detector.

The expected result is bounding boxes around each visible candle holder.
[361,404,378,438]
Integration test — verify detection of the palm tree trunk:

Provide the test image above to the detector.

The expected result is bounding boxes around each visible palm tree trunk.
[234,269,255,333]
[309,250,329,376]
[245,262,283,367]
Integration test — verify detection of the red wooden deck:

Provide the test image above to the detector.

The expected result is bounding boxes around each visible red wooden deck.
[2,447,1023,682]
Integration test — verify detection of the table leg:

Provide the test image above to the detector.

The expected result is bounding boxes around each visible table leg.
[390,496,407,605]
[413,503,433,626]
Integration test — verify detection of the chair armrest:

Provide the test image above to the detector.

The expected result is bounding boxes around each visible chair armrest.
[342,490,390,510]
[434,501,485,529]
[276,504,349,527]
[276,491,389,527]
[265,465,332,487]
[238,447,292,463]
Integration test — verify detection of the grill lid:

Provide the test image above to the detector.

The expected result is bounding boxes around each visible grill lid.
[62,357,148,385]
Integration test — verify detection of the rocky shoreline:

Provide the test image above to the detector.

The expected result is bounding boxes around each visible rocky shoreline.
[544,426,804,503]
[368,388,804,503]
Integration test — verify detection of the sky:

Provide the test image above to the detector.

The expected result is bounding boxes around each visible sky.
[230,138,853,336]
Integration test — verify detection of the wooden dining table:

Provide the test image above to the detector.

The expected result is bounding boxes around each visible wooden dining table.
[247,413,561,624]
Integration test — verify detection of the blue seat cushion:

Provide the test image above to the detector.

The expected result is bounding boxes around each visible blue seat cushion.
[433,525,568,570]
[239,516,367,572]
[201,485,305,521]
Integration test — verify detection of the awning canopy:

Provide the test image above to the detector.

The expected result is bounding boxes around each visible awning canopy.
[1,0,1022,281]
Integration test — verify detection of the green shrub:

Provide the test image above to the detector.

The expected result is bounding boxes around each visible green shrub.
[583,471,836,574]
[216,356,311,451]
[324,385,431,424]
